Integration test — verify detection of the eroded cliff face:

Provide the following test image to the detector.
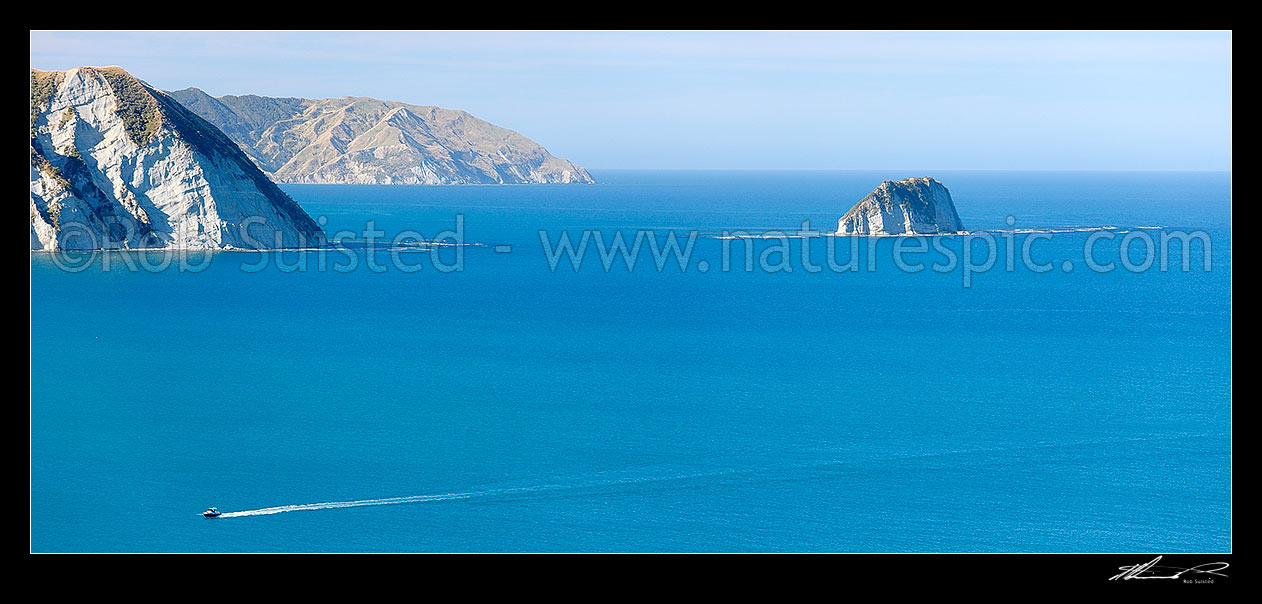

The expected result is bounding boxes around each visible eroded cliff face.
[167,88,595,185]
[836,177,965,236]
[30,67,326,250]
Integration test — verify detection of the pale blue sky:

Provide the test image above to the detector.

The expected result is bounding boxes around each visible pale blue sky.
[30,30,1231,171]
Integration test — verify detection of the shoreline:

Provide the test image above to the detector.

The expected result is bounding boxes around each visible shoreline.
[29,242,483,254]
[712,225,1170,239]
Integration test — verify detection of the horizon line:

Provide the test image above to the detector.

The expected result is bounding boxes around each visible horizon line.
[579,168,1232,173]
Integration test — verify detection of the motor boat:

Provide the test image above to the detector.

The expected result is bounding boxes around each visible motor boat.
[203,507,222,518]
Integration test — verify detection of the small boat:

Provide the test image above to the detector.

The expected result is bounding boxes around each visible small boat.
[203,507,222,518]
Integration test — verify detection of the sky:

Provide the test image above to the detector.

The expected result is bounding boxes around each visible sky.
[30,30,1231,171]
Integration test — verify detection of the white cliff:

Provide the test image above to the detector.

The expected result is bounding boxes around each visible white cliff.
[836,177,965,236]
[30,66,326,250]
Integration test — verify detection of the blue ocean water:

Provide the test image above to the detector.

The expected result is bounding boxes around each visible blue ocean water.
[30,170,1231,552]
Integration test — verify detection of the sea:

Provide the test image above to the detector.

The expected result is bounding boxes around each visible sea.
[29,170,1232,552]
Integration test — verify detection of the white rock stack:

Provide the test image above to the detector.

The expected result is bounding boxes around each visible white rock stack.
[836,177,965,236]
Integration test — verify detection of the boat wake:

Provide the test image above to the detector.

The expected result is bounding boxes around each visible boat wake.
[218,492,477,517]
[211,467,759,519]
[211,431,1217,519]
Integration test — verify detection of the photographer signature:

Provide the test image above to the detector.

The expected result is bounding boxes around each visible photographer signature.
[1109,556,1229,581]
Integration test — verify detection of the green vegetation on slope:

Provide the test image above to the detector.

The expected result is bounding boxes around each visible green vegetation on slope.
[213,93,307,133]
[30,70,64,139]
[31,146,69,190]
[95,67,163,146]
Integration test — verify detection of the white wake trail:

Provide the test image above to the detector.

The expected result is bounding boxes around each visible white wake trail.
[211,432,1216,519]
[212,472,715,519]
[218,492,477,517]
